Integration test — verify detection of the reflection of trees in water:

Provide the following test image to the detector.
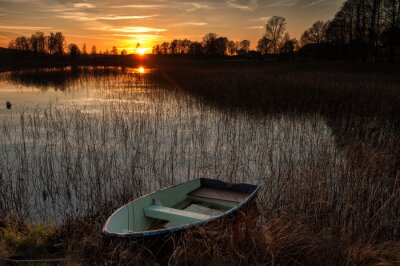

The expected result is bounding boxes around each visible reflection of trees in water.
[4,66,139,91]
[7,67,80,91]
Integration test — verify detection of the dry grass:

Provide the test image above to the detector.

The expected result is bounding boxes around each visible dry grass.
[0,210,399,265]
[0,214,56,258]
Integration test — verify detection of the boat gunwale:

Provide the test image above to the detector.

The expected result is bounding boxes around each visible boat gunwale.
[102,177,261,239]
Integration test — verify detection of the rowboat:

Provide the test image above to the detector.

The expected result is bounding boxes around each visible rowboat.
[102,178,260,238]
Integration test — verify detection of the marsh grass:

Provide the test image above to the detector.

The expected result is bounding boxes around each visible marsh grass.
[0,62,399,264]
[0,214,56,258]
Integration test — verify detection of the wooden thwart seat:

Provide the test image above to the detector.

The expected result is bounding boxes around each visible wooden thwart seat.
[144,205,212,224]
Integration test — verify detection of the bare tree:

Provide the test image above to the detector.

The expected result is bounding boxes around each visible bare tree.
[67,43,80,57]
[29,32,46,53]
[324,0,400,61]
[12,36,30,51]
[239,40,251,52]
[54,32,65,54]
[215,37,229,55]
[300,20,328,46]
[160,42,169,54]
[170,39,180,54]
[181,39,191,54]
[202,33,218,55]
[8,40,16,49]
[256,36,271,55]
[262,16,287,54]
[280,33,299,56]
[189,41,203,55]
[228,40,238,55]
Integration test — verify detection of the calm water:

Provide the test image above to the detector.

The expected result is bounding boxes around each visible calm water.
[0,67,340,222]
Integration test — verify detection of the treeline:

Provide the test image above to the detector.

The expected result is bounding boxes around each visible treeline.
[152,16,300,59]
[297,0,400,61]
[7,32,129,56]
[152,16,299,59]
[152,35,252,56]
[324,0,400,61]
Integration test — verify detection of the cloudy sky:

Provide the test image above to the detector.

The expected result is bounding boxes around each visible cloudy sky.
[0,0,344,52]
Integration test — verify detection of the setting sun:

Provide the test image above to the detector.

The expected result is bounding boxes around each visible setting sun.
[138,67,145,73]
[137,48,147,55]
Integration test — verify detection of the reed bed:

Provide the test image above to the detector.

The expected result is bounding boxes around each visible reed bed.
[0,63,399,264]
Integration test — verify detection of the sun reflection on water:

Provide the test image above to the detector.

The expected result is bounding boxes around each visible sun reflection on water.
[131,66,147,74]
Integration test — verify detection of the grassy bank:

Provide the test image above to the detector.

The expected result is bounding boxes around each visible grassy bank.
[1,212,399,265]
[0,62,399,264]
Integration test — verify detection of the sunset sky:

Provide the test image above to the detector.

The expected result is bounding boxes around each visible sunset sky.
[0,0,344,53]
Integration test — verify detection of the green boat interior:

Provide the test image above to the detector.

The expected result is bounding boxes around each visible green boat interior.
[105,179,252,233]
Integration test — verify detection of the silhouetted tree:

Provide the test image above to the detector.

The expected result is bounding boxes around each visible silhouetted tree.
[257,36,271,55]
[82,43,87,55]
[47,33,56,54]
[91,45,97,55]
[300,20,328,46]
[7,40,16,49]
[323,0,400,61]
[170,39,180,54]
[47,32,65,55]
[12,36,30,51]
[160,42,169,54]
[120,49,128,55]
[67,43,80,57]
[280,33,299,58]
[152,44,161,54]
[239,40,251,53]
[54,32,65,54]
[215,37,229,55]
[228,40,238,55]
[30,32,46,53]
[180,39,191,53]
[201,33,229,56]
[188,41,203,55]
[202,33,218,55]
[153,40,204,55]
[263,16,287,54]
[111,46,118,55]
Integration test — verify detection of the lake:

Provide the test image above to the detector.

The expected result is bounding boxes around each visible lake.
[0,66,340,223]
